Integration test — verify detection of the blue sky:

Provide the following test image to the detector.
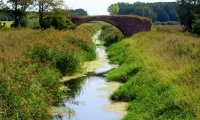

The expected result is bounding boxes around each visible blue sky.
[66,0,176,15]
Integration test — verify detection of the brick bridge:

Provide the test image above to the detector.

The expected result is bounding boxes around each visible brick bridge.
[71,15,152,37]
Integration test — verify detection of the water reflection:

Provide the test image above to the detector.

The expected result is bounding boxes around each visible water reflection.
[54,76,121,120]
[53,30,121,120]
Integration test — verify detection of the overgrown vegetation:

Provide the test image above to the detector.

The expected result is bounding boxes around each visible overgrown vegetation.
[0,22,101,119]
[99,24,124,46]
[104,26,200,119]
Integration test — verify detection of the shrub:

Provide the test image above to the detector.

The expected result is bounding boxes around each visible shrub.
[41,17,76,30]
[0,21,5,28]
[54,53,81,75]
[41,17,53,29]
[192,20,200,34]
[27,46,81,75]
[100,25,124,46]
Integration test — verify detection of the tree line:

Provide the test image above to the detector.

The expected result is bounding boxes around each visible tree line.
[108,2,179,22]
[68,9,88,17]
[108,1,200,34]
[0,0,88,29]
[177,0,200,33]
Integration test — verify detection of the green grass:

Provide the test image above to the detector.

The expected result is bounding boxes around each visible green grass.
[99,24,124,46]
[0,22,102,119]
[0,21,13,27]
[104,26,200,119]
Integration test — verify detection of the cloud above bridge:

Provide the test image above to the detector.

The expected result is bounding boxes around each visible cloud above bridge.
[65,0,176,15]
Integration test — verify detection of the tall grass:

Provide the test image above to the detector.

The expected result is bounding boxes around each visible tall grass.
[0,22,101,119]
[99,24,124,46]
[105,25,200,119]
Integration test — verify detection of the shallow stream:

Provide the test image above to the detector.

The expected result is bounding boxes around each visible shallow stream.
[53,31,126,120]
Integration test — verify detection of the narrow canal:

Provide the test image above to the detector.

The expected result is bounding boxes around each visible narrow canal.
[53,30,126,120]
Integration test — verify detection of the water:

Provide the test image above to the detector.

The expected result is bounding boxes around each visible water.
[53,31,122,120]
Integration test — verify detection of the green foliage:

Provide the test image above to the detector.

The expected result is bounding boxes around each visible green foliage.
[154,21,180,25]
[8,0,32,28]
[41,17,76,30]
[27,45,81,75]
[177,0,200,31]
[110,2,179,22]
[54,53,80,75]
[105,26,200,119]
[0,21,5,28]
[68,9,88,17]
[0,0,6,9]
[107,63,140,83]
[0,23,100,119]
[0,63,50,119]
[100,25,124,46]
[107,4,119,15]
[41,17,53,29]
[192,19,200,34]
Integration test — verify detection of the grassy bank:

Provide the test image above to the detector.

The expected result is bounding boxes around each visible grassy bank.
[104,26,200,119]
[0,22,101,119]
[99,24,124,46]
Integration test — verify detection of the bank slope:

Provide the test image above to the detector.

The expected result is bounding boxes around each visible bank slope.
[0,23,101,119]
[105,27,200,119]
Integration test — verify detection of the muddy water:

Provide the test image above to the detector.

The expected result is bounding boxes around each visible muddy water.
[53,31,127,120]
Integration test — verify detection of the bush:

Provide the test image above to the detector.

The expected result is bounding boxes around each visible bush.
[52,16,68,30]
[100,25,124,46]
[41,17,53,29]
[0,21,5,28]
[41,17,76,30]
[54,53,81,75]
[27,45,81,75]
[192,20,200,34]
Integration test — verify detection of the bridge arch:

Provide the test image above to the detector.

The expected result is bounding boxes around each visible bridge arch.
[70,15,152,37]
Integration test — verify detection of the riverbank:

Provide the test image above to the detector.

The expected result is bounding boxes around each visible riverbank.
[0,23,102,119]
[103,25,200,119]
[60,30,117,82]
[52,30,127,120]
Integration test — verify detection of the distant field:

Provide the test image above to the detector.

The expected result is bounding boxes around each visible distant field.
[0,21,13,27]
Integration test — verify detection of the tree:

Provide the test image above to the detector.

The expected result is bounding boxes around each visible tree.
[112,2,179,22]
[68,9,88,17]
[37,0,63,27]
[7,0,33,27]
[177,0,193,30]
[0,0,6,9]
[108,4,119,15]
